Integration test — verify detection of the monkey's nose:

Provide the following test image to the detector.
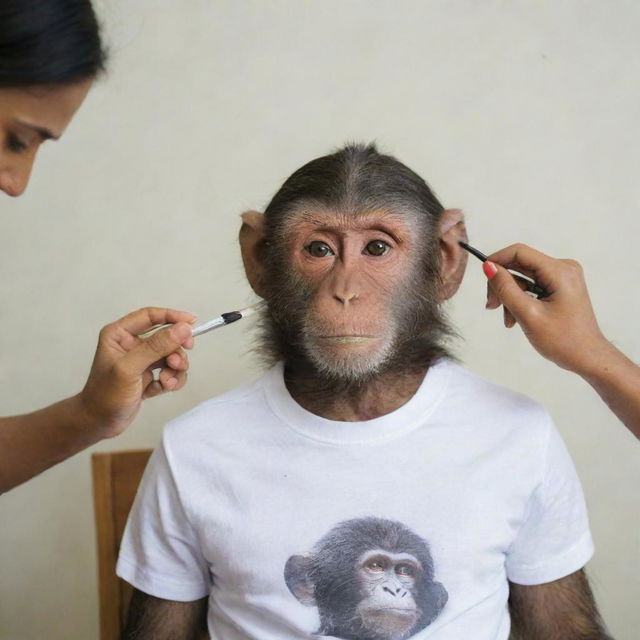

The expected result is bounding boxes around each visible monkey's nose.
[333,292,358,305]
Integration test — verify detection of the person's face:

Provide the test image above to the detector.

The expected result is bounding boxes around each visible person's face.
[0,78,93,197]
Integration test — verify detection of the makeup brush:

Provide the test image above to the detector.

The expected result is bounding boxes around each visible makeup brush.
[458,241,549,299]
[137,301,266,340]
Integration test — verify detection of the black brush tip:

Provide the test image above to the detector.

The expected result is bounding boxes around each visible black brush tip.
[221,311,242,324]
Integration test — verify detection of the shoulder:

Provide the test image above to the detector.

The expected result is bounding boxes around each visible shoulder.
[438,359,555,443]
[445,360,550,417]
[163,367,274,444]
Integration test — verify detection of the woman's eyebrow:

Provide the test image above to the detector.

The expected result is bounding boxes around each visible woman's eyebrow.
[14,120,59,141]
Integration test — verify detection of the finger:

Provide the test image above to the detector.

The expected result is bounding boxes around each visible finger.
[142,350,189,374]
[167,349,189,372]
[143,380,164,399]
[141,368,154,390]
[142,368,184,398]
[152,369,188,393]
[504,306,517,328]
[484,261,538,322]
[116,307,196,335]
[119,323,194,377]
[485,243,556,282]
[486,282,501,309]
[169,370,188,392]
[512,275,532,293]
[158,367,181,391]
[486,275,527,309]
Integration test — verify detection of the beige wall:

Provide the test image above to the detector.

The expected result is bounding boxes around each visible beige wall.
[1,1,639,638]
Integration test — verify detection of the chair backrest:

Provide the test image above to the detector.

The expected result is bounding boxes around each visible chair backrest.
[92,449,152,640]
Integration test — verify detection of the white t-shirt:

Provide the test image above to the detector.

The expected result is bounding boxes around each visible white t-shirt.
[117,359,594,640]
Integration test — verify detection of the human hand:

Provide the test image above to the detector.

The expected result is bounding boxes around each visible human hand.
[483,244,612,374]
[79,307,195,438]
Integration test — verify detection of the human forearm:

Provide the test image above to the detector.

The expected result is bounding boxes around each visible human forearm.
[485,245,639,441]
[0,394,101,493]
[1,308,195,494]
[576,340,640,440]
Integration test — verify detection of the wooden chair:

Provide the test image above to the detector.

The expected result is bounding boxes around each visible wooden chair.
[92,449,153,640]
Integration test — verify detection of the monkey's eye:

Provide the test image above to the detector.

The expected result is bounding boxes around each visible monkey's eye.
[396,564,415,577]
[305,241,334,258]
[364,240,390,256]
[364,558,387,573]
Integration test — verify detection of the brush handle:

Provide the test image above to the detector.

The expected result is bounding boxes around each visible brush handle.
[191,316,227,337]
[510,272,549,298]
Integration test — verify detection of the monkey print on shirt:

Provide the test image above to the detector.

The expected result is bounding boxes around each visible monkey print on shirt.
[284,517,448,640]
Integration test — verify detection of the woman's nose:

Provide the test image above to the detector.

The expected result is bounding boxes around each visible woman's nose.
[0,159,33,197]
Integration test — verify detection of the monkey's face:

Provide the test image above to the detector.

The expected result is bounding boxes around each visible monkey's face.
[284,518,448,640]
[279,207,425,381]
[355,549,423,638]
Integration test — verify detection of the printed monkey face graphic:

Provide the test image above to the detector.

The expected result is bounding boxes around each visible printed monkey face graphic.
[284,517,448,640]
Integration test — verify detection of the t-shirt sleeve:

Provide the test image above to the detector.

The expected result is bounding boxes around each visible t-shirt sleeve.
[116,438,211,601]
[505,419,594,585]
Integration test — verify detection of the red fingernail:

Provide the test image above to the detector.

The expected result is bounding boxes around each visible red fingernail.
[483,261,498,280]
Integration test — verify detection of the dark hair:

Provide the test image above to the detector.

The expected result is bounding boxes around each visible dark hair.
[264,142,445,236]
[0,0,106,88]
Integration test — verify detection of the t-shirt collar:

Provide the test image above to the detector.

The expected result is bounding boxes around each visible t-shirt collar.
[262,358,452,445]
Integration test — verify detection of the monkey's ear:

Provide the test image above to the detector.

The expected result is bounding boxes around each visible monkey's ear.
[239,210,268,299]
[421,580,448,625]
[284,555,316,606]
[438,208,468,301]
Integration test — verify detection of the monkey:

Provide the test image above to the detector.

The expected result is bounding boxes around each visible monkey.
[119,143,612,640]
[284,517,448,640]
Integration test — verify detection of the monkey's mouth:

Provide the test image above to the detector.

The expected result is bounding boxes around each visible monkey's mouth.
[302,331,394,379]
[368,606,418,615]
[360,606,420,636]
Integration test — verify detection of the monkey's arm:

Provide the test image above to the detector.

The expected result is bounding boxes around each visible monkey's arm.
[508,569,612,640]
[123,588,208,640]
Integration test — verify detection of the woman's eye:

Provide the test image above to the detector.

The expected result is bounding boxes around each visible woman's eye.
[365,240,390,256]
[6,134,28,154]
[306,241,334,258]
